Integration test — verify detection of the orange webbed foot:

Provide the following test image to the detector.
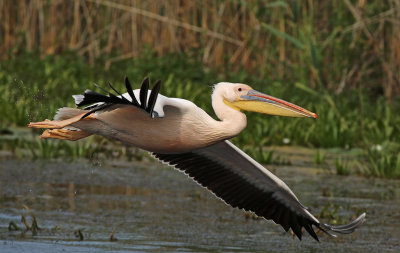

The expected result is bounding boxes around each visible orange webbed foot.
[40,129,91,141]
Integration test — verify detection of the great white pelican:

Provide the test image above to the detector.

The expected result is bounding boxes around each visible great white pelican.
[28,77,365,241]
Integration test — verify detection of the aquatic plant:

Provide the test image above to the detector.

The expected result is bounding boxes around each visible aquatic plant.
[335,156,351,176]
[313,149,326,165]
[365,147,400,179]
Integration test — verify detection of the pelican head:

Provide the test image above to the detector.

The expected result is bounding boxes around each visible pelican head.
[214,82,317,118]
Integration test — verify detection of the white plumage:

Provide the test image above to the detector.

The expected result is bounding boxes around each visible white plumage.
[29,77,365,240]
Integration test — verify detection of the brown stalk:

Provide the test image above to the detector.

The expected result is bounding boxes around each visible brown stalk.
[344,0,397,97]
[85,0,244,46]
[203,2,225,63]
[36,0,45,57]
[70,0,81,49]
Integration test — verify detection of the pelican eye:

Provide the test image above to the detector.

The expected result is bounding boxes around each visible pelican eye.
[238,88,242,92]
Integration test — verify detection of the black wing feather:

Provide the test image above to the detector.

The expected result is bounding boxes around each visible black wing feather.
[125,77,140,106]
[147,80,161,117]
[152,147,316,241]
[152,140,366,241]
[75,90,118,107]
[139,77,149,109]
[107,82,130,103]
[73,76,161,119]
[80,103,113,119]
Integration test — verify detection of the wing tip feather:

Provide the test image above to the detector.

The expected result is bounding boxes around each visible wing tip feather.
[73,76,160,118]
[150,145,366,243]
[319,212,366,236]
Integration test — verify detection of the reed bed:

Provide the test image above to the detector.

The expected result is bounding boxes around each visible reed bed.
[1,0,399,97]
[1,1,400,178]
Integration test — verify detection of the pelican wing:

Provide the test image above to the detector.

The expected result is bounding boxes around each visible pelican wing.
[152,140,365,241]
[73,77,161,119]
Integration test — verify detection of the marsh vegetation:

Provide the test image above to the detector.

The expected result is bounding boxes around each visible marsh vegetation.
[1,1,399,178]
[1,52,399,178]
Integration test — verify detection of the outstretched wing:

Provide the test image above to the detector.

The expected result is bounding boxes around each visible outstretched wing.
[72,77,161,119]
[152,140,365,241]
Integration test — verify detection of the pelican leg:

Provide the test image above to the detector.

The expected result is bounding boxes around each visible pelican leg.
[41,129,92,141]
[28,113,95,129]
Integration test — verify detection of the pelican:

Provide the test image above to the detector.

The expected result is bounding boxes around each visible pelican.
[28,77,365,241]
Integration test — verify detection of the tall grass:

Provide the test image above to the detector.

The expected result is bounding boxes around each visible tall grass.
[1,0,399,98]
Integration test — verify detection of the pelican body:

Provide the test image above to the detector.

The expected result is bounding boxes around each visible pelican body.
[29,77,365,241]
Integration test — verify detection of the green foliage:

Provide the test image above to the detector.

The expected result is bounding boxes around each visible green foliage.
[1,52,400,178]
[245,147,274,164]
[364,144,400,179]
[335,156,350,176]
[313,149,326,165]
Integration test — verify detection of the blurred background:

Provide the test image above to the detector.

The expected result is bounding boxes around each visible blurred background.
[1,0,399,178]
[0,1,400,251]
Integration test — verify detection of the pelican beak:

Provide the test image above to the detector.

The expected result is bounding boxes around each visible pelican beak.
[230,90,317,118]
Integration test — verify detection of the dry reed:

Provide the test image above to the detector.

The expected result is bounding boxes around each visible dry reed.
[0,0,399,97]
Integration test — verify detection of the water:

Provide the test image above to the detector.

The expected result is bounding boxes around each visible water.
[0,153,399,252]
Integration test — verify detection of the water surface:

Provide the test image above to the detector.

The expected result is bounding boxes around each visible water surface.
[0,154,399,252]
